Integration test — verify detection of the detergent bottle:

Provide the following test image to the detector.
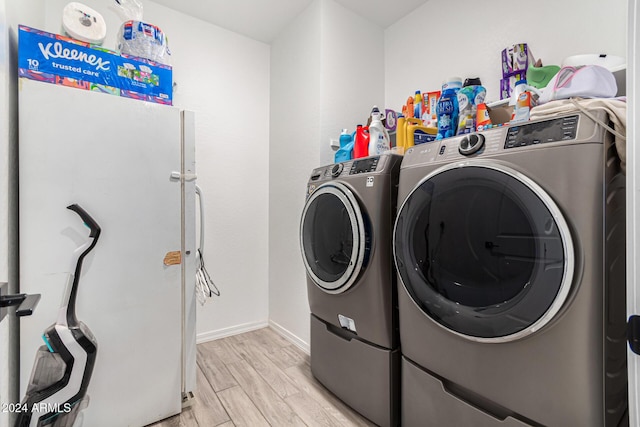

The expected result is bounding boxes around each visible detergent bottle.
[414,91,423,120]
[368,106,391,156]
[404,97,415,118]
[510,79,542,123]
[335,129,355,163]
[353,124,370,158]
[509,79,529,106]
[408,124,438,145]
[436,77,462,140]
[395,114,407,154]
[404,117,422,149]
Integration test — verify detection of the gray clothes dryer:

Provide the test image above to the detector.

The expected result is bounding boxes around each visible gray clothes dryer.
[393,112,627,426]
[300,154,402,427]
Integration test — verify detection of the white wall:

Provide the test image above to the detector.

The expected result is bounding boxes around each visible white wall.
[385,0,628,109]
[39,1,272,341]
[318,0,385,165]
[268,0,384,348]
[269,0,322,348]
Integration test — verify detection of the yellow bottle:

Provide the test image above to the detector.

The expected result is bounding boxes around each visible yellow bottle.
[396,115,407,154]
[405,118,423,150]
[408,124,438,146]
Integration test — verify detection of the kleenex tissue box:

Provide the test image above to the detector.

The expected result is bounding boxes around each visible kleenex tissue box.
[18,25,172,105]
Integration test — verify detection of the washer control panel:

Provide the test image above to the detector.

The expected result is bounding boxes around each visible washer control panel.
[402,113,593,169]
[308,155,387,185]
[505,114,579,149]
[349,156,380,175]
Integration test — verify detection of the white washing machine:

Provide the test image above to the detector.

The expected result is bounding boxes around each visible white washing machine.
[300,154,402,427]
[393,112,627,426]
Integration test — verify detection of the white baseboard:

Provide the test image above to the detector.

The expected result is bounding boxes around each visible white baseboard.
[196,320,269,344]
[269,319,310,354]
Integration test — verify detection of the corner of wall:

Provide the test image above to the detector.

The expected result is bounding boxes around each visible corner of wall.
[268,0,323,348]
[268,0,386,349]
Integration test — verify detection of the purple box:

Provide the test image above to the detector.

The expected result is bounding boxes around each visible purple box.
[500,73,526,100]
[501,43,531,78]
[500,43,532,100]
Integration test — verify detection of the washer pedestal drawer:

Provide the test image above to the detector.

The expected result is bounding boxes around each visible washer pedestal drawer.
[310,314,399,427]
[402,356,533,427]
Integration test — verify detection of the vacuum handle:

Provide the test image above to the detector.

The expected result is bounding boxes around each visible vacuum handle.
[67,204,101,239]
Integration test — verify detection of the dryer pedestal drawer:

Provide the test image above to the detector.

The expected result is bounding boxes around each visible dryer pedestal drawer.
[310,314,399,427]
[402,356,533,427]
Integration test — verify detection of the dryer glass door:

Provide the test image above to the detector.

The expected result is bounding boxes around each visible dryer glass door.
[394,162,573,342]
[300,182,367,294]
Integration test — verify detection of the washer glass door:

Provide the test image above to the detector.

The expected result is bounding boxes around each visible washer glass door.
[301,181,367,294]
[394,162,574,342]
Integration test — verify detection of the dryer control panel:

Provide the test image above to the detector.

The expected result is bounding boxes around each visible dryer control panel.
[349,157,380,175]
[306,154,402,199]
[401,111,606,170]
[505,115,579,149]
[308,155,389,183]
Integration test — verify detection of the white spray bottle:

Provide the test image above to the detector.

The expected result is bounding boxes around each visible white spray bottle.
[368,106,390,156]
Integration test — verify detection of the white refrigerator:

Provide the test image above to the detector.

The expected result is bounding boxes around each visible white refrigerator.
[17,78,197,427]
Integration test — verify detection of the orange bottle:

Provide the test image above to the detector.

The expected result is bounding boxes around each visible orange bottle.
[406,97,415,118]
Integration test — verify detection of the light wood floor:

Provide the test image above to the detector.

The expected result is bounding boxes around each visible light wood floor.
[149,327,376,427]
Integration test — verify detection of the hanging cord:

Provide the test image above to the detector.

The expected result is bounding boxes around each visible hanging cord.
[569,98,626,141]
[195,185,220,305]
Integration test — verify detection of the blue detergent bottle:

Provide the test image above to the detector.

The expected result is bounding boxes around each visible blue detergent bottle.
[335,129,355,163]
[436,77,462,140]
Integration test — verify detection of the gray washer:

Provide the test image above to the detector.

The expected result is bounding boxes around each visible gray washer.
[300,154,402,427]
[393,112,627,426]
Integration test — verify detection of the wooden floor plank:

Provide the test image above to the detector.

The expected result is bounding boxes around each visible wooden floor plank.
[217,386,270,427]
[285,392,347,427]
[151,327,377,427]
[244,327,292,353]
[265,343,310,371]
[226,359,306,426]
[191,364,232,426]
[285,363,377,427]
[197,344,237,392]
[233,338,301,398]
[207,337,245,364]
[222,332,248,345]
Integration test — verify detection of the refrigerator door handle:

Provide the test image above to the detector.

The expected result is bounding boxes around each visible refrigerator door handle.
[194,184,220,302]
[195,184,205,255]
[170,171,198,182]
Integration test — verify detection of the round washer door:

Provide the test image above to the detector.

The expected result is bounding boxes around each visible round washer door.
[300,181,368,294]
[393,161,574,342]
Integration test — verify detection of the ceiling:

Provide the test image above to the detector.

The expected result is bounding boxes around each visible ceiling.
[151,0,429,43]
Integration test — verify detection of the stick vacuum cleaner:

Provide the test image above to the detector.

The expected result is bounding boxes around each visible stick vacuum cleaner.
[17,204,101,427]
